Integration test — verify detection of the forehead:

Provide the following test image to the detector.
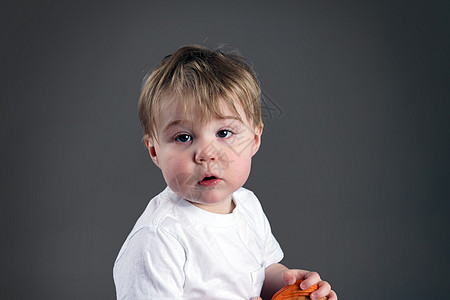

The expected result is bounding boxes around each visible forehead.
[156,95,245,127]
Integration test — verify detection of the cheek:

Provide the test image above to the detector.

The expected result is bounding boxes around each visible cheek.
[229,155,252,183]
[159,152,194,190]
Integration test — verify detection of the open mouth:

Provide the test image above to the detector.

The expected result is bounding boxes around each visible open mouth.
[198,175,221,187]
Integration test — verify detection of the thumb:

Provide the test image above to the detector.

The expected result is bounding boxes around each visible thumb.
[282,269,309,286]
[282,270,298,286]
[251,298,262,300]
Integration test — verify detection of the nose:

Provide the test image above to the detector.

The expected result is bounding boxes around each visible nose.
[194,141,218,164]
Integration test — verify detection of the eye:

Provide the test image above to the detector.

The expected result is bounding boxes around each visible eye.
[175,134,192,143]
[217,130,232,138]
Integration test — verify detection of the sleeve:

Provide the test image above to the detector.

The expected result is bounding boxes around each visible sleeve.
[113,226,186,300]
[261,210,284,268]
[240,189,284,268]
[246,190,284,267]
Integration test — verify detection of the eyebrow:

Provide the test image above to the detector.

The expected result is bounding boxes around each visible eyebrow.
[218,115,242,122]
[162,120,185,134]
[162,116,242,133]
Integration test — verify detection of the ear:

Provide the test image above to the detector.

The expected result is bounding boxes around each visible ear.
[251,124,263,157]
[144,135,160,168]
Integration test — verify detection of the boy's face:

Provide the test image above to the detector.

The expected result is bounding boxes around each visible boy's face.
[145,96,262,214]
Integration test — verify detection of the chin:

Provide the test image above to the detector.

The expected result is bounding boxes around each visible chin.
[189,189,231,204]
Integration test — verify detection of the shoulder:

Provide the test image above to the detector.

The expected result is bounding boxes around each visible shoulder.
[234,186,263,207]
[233,187,266,218]
[130,187,182,232]
[234,186,258,202]
[114,188,186,264]
[118,188,187,252]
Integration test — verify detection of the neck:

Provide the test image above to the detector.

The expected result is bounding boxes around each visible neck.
[190,198,236,214]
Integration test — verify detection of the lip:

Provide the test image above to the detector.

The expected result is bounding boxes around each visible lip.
[198,174,221,187]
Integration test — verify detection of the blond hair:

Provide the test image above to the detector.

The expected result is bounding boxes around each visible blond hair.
[138,45,262,139]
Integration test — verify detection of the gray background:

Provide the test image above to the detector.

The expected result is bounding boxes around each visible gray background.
[1,1,449,299]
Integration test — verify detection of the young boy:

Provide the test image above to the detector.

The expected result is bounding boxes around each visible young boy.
[113,45,337,300]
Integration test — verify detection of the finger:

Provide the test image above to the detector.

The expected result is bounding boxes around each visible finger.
[310,281,331,300]
[326,290,338,300]
[250,297,262,300]
[299,271,321,289]
[282,269,309,285]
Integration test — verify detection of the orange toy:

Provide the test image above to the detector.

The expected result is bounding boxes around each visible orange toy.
[271,280,327,300]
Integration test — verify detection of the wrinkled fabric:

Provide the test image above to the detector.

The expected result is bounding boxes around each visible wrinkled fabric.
[113,187,283,300]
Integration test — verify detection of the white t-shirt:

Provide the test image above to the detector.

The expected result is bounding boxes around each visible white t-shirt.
[113,186,283,300]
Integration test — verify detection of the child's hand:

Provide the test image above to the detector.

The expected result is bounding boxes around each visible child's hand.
[282,269,337,300]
